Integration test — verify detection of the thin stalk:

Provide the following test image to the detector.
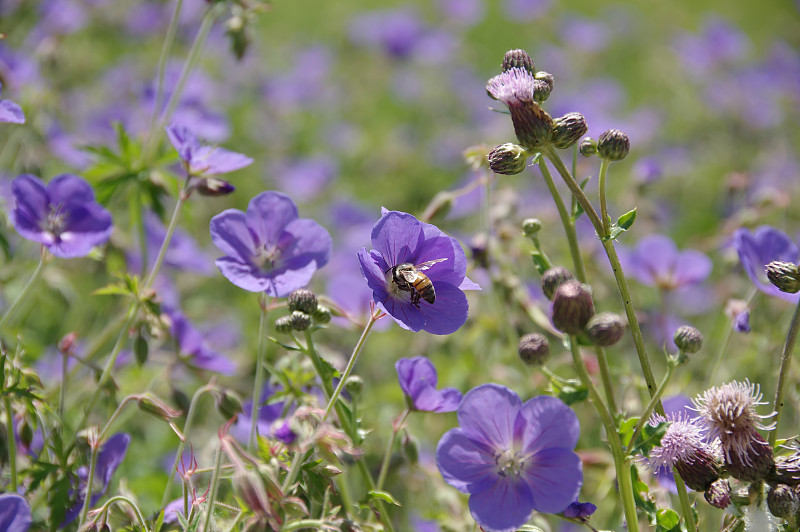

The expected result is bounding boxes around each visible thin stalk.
[281,449,307,493]
[59,349,68,420]
[101,496,151,532]
[79,434,101,525]
[707,288,757,385]
[541,146,603,231]
[376,409,410,491]
[249,293,270,452]
[201,443,224,532]
[675,474,699,532]
[628,364,675,450]
[143,181,191,290]
[0,251,46,330]
[770,296,800,447]
[598,158,611,236]
[3,396,17,492]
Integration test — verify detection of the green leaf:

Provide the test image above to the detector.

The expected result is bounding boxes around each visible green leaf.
[267,337,303,351]
[618,417,638,447]
[618,207,637,230]
[548,377,589,406]
[655,508,680,531]
[530,250,551,275]
[633,420,669,457]
[366,489,402,506]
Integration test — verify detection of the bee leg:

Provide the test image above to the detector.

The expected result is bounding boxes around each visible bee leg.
[411,292,421,309]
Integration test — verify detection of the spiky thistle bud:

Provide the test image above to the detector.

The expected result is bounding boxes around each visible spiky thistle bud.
[522,218,542,237]
[289,311,312,331]
[312,305,332,324]
[502,49,535,74]
[533,71,554,102]
[674,325,703,354]
[767,484,800,521]
[541,266,576,300]
[649,413,721,491]
[768,454,800,486]
[518,332,550,366]
[597,129,630,161]
[579,137,597,157]
[704,479,731,509]
[487,143,529,175]
[766,261,800,294]
[694,380,776,482]
[275,315,293,333]
[288,289,318,314]
[551,280,595,335]
[551,113,588,150]
[585,312,626,347]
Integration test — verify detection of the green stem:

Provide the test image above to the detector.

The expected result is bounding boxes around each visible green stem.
[281,449,310,493]
[376,409,410,491]
[249,293,270,452]
[79,433,101,525]
[3,396,17,492]
[100,495,151,532]
[201,443,224,532]
[59,348,68,420]
[0,252,46,330]
[541,147,603,231]
[628,364,675,450]
[674,474,699,532]
[770,296,800,447]
[598,158,611,236]
[143,181,190,290]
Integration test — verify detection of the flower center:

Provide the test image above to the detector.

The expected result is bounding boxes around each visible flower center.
[45,205,66,238]
[254,244,281,271]
[495,447,527,479]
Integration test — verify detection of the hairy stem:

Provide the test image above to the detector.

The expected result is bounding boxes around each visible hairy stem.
[249,293,270,452]
[770,296,800,447]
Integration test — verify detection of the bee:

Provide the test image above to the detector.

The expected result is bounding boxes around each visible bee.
[388,258,448,308]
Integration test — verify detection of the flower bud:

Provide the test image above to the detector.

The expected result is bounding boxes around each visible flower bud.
[487,143,529,175]
[273,420,297,445]
[345,375,364,397]
[58,332,78,354]
[312,305,332,324]
[597,129,630,161]
[288,289,318,314]
[766,261,800,294]
[579,137,597,157]
[726,432,775,482]
[767,484,800,521]
[768,454,800,486]
[585,312,626,347]
[135,393,182,421]
[533,71,554,102]
[551,112,588,150]
[289,311,312,331]
[502,49,535,74]
[552,280,595,335]
[194,177,235,196]
[215,390,243,420]
[319,464,343,477]
[518,333,550,366]
[522,218,542,237]
[674,447,721,492]
[275,315,293,333]
[403,433,420,466]
[541,266,576,300]
[234,470,271,514]
[512,100,554,150]
[673,325,703,354]
[704,479,731,509]
[171,387,192,414]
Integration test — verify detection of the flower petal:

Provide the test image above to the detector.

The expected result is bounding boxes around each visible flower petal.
[395,356,437,399]
[418,282,468,335]
[518,395,580,453]
[735,226,800,302]
[210,209,257,261]
[215,257,271,292]
[10,175,48,242]
[457,384,520,449]
[673,249,712,285]
[282,218,332,268]
[0,493,32,532]
[436,428,498,494]
[371,210,424,266]
[521,447,583,514]
[0,100,25,124]
[47,174,98,205]
[468,476,534,532]
[246,191,299,248]
[433,387,462,413]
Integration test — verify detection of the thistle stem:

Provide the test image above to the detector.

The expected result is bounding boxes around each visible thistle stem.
[770,296,800,447]
[0,251,46,331]
[628,364,675,451]
[249,293,270,452]
[598,158,611,236]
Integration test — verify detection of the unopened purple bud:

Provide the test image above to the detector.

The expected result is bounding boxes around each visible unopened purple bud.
[726,431,774,482]
[675,447,721,491]
[597,129,630,161]
[551,112,588,150]
[513,101,554,150]
[518,332,550,366]
[194,177,235,197]
[579,137,597,157]
[585,312,626,347]
[541,266,576,300]
[673,325,703,354]
[487,143,529,175]
[767,484,800,521]
[552,280,595,335]
[704,479,731,509]
[288,289,318,314]
[766,261,800,294]
[502,49,535,74]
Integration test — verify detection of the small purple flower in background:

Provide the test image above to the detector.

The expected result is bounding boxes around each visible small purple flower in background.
[357,210,479,335]
[128,211,214,275]
[210,191,332,296]
[165,307,236,375]
[619,234,712,291]
[231,384,287,443]
[63,433,131,525]
[396,356,462,413]
[734,225,800,303]
[166,123,252,177]
[0,494,32,532]
[725,299,751,333]
[0,83,25,124]
[10,174,112,258]
[563,500,597,519]
[436,384,582,532]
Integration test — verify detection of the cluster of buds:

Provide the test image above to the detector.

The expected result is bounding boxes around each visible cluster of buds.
[763,447,800,526]
[275,289,332,333]
[541,267,626,346]
[579,129,631,161]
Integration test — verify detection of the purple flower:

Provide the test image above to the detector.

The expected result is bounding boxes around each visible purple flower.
[619,234,712,290]
[436,384,582,531]
[357,210,480,335]
[165,307,236,375]
[63,433,131,526]
[0,83,25,124]
[210,191,332,296]
[10,174,112,258]
[396,356,462,412]
[0,494,32,532]
[734,226,800,303]
[230,384,287,443]
[563,500,597,519]
[166,123,252,177]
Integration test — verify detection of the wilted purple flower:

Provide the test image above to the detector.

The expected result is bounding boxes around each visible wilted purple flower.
[436,384,582,531]
[563,500,597,519]
[734,226,800,303]
[396,356,462,412]
[357,209,480,335]
[0,83,25,124]
[0,494,32,532]
[10,174,112,258]
[210,191,332,296]
[165,307,236,375]
[63,433,131,525]
[166,123,252,177]
[619,234,712,290]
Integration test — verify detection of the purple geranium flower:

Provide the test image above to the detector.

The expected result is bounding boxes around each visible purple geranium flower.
[563,500,597,519]
[357,210,480,335]
[436,384,582,532]
[0,494,32,532]
[734,225,800,303]
[210,191,332,296]
[165,306,236,375]
[0,83,25,124]
[619,234,712,290]
[396,356,461,412]
[10,174,112,258]
[166,123,252,177]
[63,433,130,526]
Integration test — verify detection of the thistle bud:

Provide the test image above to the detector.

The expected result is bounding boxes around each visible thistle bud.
[312,305,332,324]
[768,454,800,486]
[579,137,597,157]
[502,49,535,74]
[704,479,731,509]
[288,289,318,314]
[674,447,721,492]
[215,390,244,420]
[518,332,550,366]
[512,100,554,150]
[585,312,626,347]
[194,177,235,197]
[673,325,703,354]
[534,71,554,102]
[522,218,542,237]
[597,129,630,161]
[487,143,529,175]
[135,393,182,421]
[725,431,775,482]
[344,375,364,397]
[275,315,294,333]
[551,280,595,335]
[289,311,312,331]
[766,261,800,294]
[541,266,576,300]
[767,484,800,521]
[551,113,588,150]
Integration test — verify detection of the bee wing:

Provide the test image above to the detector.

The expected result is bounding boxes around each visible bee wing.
[414,258,448,272]
[399,269,419,283]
